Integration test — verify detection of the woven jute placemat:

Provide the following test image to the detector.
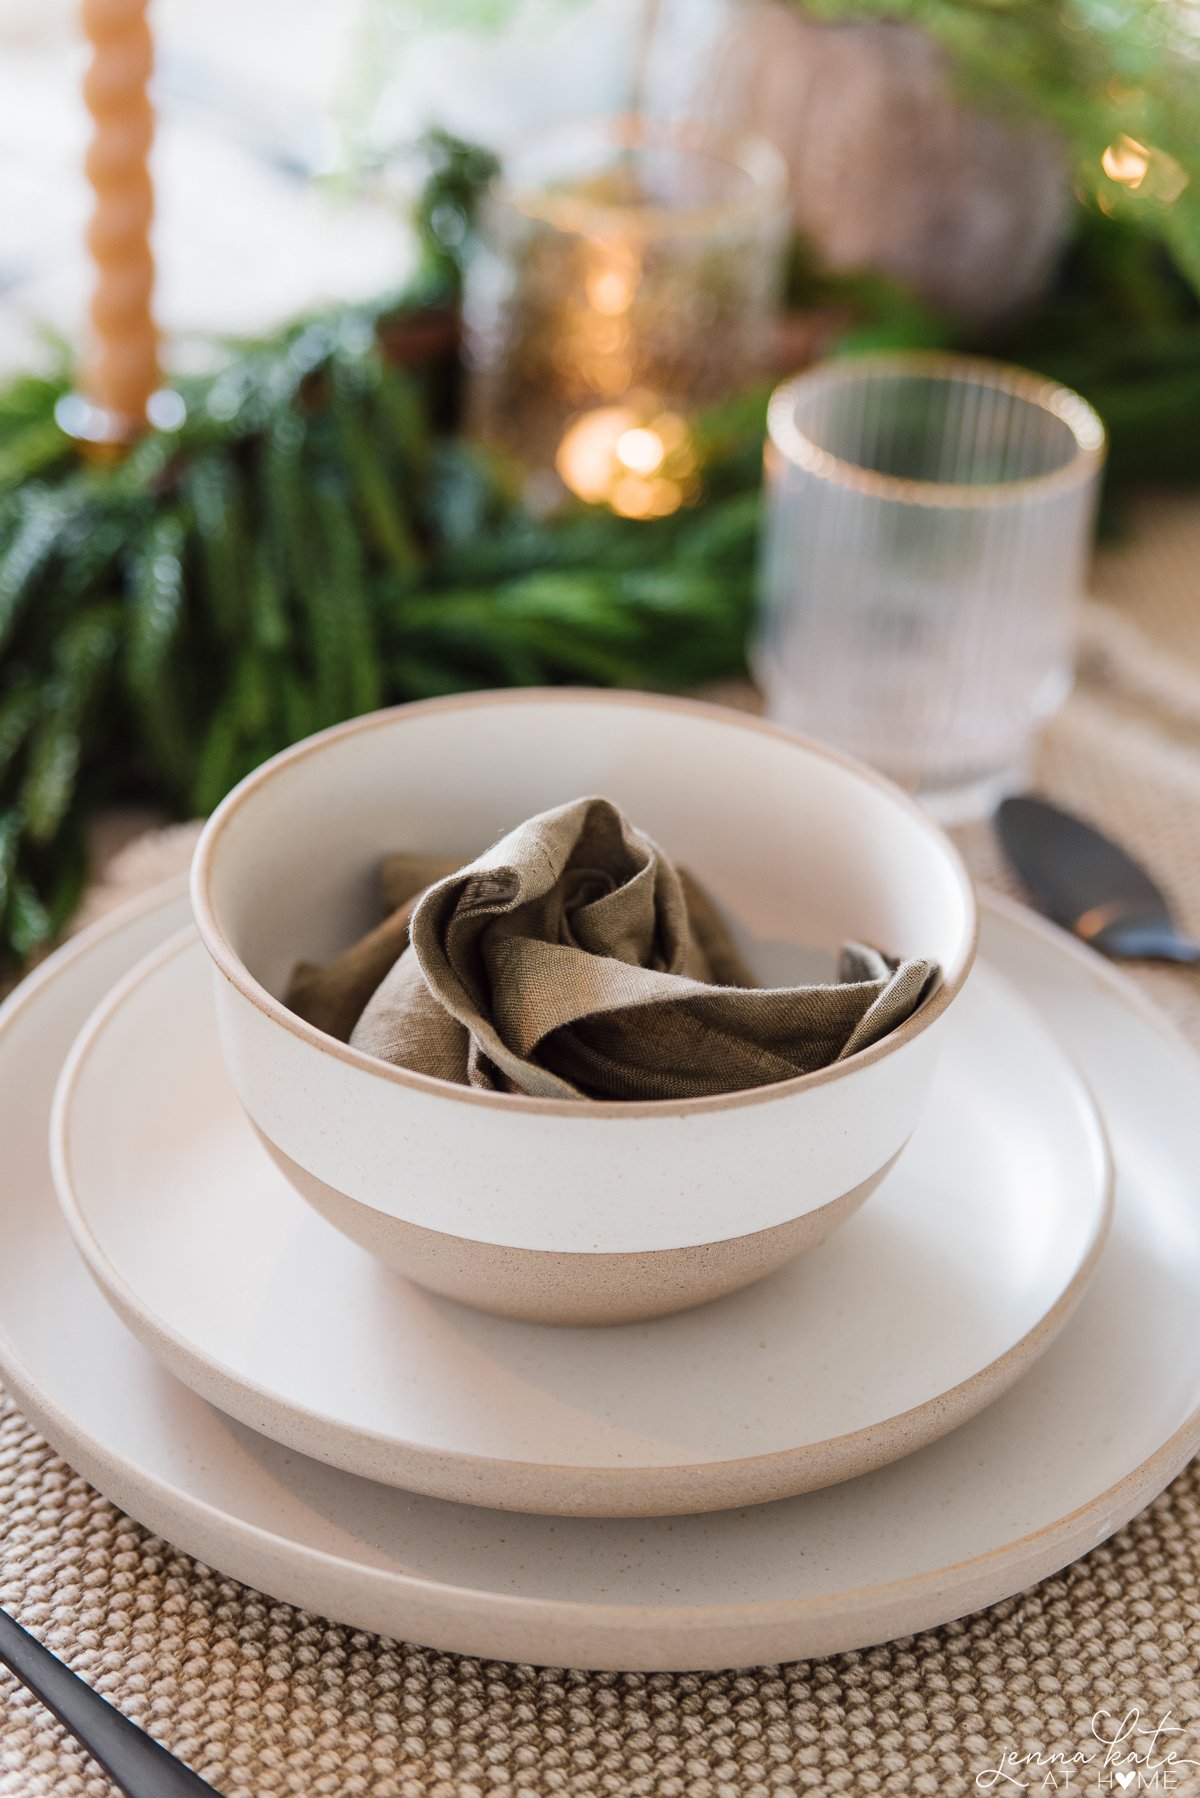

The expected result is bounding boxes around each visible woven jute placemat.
[4,493,1200,1797]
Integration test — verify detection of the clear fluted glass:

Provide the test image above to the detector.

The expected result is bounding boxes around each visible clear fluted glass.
[756,354,1106,820]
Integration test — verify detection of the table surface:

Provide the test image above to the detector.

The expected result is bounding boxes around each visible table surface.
[4,491,1200,1794]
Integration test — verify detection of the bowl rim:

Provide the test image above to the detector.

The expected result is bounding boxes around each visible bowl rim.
[190,687,979,1120]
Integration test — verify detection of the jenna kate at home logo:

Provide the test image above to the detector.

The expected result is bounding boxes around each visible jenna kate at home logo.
[975,1710,1200,1792]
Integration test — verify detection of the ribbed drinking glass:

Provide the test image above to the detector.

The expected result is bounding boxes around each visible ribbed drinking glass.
[756,354,1106,819]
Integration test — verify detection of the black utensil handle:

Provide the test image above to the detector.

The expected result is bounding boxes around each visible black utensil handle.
[0,1605,222,1797]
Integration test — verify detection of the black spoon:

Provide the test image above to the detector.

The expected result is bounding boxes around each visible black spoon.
[996,794,1200,965]
[0,1604,224,1796]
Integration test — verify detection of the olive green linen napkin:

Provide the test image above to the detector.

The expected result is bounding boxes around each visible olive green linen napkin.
[286,797,937,1101]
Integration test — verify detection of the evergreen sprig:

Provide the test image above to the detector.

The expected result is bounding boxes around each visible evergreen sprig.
[0,273,766,979]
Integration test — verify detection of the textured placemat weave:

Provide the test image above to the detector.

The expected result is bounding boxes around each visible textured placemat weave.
[4,493,1200,1797]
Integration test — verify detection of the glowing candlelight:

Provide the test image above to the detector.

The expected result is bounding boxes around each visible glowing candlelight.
[555,406,637,503]
[555,403,697,516]
[1101,136,1152,189]
[1101,135,1188,204]
[614,426,666,476]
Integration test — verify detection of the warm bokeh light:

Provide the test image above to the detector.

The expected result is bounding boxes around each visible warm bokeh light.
[615,425,665,476]
[654,412,689,453]
[555,404,697,514]
[1099,135,1188,205]
[1102,136,1151,189]
[611,474,684,519]
[555,406,638,502]
[586,265,637,316]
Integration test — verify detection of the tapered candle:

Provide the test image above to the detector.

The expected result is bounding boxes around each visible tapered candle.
[80,0,158,434]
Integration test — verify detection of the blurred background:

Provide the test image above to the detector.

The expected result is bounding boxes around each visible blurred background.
[0,0,727,368]
[5,0,1196,369]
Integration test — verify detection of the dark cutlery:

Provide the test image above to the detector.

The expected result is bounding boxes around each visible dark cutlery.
[0,1604,224,1796]
[996,794,1200,965]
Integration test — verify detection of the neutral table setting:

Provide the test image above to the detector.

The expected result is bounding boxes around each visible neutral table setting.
[0,493,1196,1796]
[3,1,1200,1793]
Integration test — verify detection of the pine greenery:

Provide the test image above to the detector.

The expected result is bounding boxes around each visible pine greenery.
[0,140,766,978]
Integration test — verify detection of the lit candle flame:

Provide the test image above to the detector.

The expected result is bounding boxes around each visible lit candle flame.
[555,406,636,503]
[615,426,666,476]
[587,266,636,316]
[556,405,696,514]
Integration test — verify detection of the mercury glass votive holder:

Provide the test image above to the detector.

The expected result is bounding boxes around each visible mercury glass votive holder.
[463,116,789,516]
[756,353,1106,821]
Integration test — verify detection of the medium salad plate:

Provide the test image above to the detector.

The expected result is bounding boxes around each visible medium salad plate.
[51,928,1110,1517]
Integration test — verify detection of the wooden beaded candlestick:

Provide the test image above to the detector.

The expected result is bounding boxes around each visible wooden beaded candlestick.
[56,0,181,450]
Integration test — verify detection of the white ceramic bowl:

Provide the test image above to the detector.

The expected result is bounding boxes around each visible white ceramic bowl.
[191,690,977,1324]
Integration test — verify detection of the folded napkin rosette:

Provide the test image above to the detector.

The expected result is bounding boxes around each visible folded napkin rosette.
[286,797,937,1102]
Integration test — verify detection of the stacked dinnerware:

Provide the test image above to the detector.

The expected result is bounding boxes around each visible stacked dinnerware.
[4,691,1198,1670]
